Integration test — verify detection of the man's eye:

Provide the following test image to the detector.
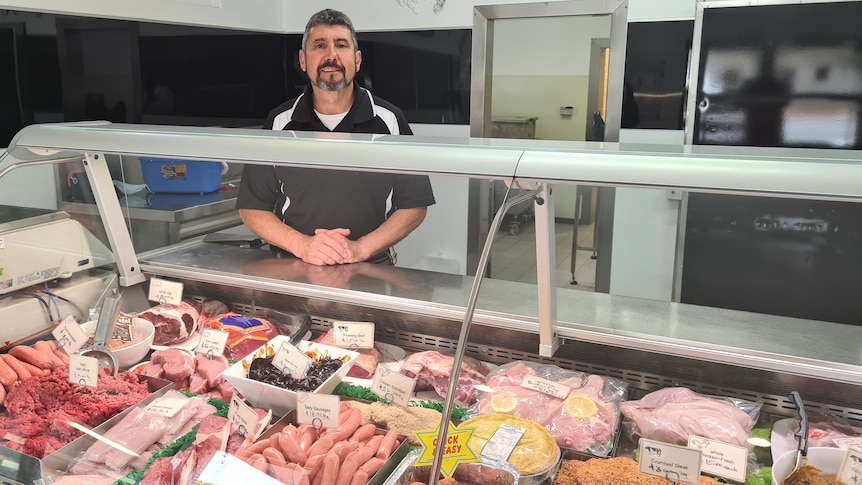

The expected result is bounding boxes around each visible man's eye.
[314,42,325,49]
[337,42,349,48]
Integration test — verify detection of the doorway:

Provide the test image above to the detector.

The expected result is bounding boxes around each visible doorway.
[468,1,629,293]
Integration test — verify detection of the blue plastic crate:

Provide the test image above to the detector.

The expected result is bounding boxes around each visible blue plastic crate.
[139,157,222,194]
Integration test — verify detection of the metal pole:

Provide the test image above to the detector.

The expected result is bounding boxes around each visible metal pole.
[427,182,542,485]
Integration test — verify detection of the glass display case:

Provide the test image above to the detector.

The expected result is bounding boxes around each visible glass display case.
[2,120,862,427]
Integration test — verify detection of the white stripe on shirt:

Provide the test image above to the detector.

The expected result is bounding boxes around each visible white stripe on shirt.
[271,94,305,130]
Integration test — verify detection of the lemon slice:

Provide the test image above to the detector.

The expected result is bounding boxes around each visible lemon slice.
[490,391,518,413]
[563,394,598,418]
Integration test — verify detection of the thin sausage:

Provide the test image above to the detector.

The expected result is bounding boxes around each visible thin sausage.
[0,384,6,407]
[269,462,309,485]
[330,440,359,461]
[348,424,376,443]
[33,341,64,369]
[348,470,369,485]
[277,432,307,466]
[0,357,17,386]
[339,401,353,413]
[323,408,361,443]
[298,427,316,452]
[304,436,334,459]
[9,345,52,370]
[247,453,269,473]
[1,355,30,380]
[53,348,70,366]
[358,457,386,476]
[334,449,362,485]
[263,447,287,467]
[317,452,339,485]
[362,435,383,458]
[375,429,399,460]
[16,359,49,377]
[355,442,376,465]
[304,453,325,481]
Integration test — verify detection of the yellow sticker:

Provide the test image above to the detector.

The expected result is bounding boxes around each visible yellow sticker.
[414,421,480,478]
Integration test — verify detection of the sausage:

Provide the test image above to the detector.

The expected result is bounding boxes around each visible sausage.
[1,354,30,380]
[298,427,317,452]
[375,429,399,460]
[263,447,287,468]
[304,436,334,459]
[358,457,386,476]
[269,461,309,485]
[0,384,6,407]
[334,449,362,485]
[247,453,269,473]
[33,341,64,370]
[330,440,359,461]
[277,432,307,466]
[317,452,339,485]
[362,435,383,458]
[304,453,325,481]
[348,470,369,485]
[339,401,353,413]
[323,408,361,443]
[9,345,52,370]
[16,359,49,377]
[236,436,272,461]
[53,348,70,366]
[355,441,376,465]
[348,424,376,443]
[0,356,18,386]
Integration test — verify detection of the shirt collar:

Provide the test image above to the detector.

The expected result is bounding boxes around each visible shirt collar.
[293,82,375,128]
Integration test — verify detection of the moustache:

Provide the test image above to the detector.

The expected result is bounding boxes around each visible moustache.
[318,62,345,73]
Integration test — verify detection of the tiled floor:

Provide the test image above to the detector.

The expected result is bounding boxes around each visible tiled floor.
[488,220,596,291]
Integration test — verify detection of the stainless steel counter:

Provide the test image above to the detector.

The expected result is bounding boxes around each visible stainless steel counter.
[139,240,862,386]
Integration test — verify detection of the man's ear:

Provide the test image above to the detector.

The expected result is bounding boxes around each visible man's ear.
[299,49,307,73]
[355,49,362,72]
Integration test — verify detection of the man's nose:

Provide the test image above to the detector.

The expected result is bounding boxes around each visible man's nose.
[323,43,338,59]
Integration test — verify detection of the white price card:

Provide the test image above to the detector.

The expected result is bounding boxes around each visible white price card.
[332,321,375,349]
[834,437,862,451]
[52,315,88,355]
[228,393,259,438]
[196,329,229,357]
[297,392,340,430]
[371,367,416,407]
[146,397,189,418]
[69,354,99,388]
[272,342,312,378]
[520,375,571,399]
[687,436,748,482]
[148,277,184,305]
[481,424,525,462]
[638,439,703,485]
[195,450,283,485]
[838,447,862,485]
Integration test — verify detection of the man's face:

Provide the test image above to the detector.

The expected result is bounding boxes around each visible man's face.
[299,24,362,92]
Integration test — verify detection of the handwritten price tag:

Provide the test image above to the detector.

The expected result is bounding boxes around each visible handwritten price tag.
[146,397,189,418]
[639,439,702,485]
[148,278,183,305]
[228,394,259,438]
[69,354,99,388]
[297,392,340,429]
[838,447,862,485]
[272,342,312,378]
[688,436,748,482]
[196,329,229,357]
[371,367,415,407]
[520,375,571,399]
[52,315,87,354]
[332,321,375,349]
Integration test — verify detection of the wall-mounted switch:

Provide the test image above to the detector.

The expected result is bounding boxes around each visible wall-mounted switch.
[560,106,573,116]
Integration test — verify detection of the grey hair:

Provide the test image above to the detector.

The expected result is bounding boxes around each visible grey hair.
[301,9,359,52]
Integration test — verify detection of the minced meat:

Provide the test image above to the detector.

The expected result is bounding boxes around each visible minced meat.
[0,367,150,458]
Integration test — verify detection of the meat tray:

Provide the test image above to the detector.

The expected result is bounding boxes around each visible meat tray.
[258,411,411,485]
[383,448,520,485]
[0,374,173,485]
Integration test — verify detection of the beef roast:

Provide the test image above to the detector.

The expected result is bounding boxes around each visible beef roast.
[399,351,488,406]
[313,328,383,378]
[139,300,201,346]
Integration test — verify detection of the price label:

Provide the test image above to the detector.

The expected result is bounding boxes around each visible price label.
[69,354,99,388]
[297,392,340,430]
[272,342,312,378]
[520,375,571,399]
[228,394,259,438]
[147,278,183,305]
[196,329,229,357]
[687,436,748,482]
[371,367,415,407]
[481,424,525,462]
[196,450,283,485]
[52,315,88,354]
[638,439,703,485]
[838,447,862,485]
[146,397,189,418]
[834,437,862,451]
[332,321,375,349]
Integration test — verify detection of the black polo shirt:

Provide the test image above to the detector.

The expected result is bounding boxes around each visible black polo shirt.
[236,83,436,262]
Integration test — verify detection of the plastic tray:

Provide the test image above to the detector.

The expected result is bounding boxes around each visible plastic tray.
[140,157,222,194]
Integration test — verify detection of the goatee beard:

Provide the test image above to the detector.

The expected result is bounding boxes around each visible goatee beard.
[316,77,350,91]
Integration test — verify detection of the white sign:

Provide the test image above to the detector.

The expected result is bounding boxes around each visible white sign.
[838,447,862,485]
[481,424,525,462]
[371,367,416,407]
[297,392,340,430]
[520,375,572,399]
[146,397,190,418]
[272,342,312,378]
[148,278,184,305]
[687,436,748,482]
[834,437,862,451]
[195,451,283,485]
[332,321,375,349]
[196,329,229,357]
[0,237,5,250]
[228,394,259,438]
[69,354,99,388]
[52,315,88,354]
[638,439,703,485]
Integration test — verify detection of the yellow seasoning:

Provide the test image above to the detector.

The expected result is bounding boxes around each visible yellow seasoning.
[414,421,480,478]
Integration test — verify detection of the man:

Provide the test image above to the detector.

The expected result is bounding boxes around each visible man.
[237,9,435,266]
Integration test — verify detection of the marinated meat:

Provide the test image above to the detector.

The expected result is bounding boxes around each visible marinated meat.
[553,457,724,485]
[139,300,201,346]
[399,351,488,406]
[313,328,383,378]
[620,387,756,448]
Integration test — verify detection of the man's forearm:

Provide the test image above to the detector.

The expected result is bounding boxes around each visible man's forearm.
[354,207,427,260]
[238,208,305,255]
